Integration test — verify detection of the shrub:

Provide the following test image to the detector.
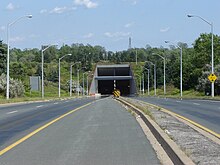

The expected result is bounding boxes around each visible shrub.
[0,73,25,98]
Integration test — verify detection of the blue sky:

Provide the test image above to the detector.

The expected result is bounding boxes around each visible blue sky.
[1,0,220,52]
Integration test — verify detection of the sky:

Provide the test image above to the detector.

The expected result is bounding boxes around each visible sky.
[0,0,220,52]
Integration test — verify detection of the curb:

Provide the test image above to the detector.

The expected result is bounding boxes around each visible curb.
[117,97,195,165]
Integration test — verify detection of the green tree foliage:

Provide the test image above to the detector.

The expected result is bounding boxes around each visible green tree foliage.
[1,32,220,97]
[0,41,7,74]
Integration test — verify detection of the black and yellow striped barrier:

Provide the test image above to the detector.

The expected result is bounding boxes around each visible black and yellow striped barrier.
[113,89,120,97]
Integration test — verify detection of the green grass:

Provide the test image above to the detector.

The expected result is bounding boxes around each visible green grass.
[138,84,220,100]
[0,81,81,104]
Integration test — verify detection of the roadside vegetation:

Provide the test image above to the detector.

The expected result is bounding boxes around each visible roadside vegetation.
[0,33,220,101]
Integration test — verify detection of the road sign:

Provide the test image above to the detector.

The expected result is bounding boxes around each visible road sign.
[208,73,217,83]
[113,89,120,98]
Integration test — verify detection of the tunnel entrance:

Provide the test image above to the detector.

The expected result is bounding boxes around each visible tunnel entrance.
[116,80,130,95]
[89,64,136,96]
[97,80,130,95]
[98,80,114,95]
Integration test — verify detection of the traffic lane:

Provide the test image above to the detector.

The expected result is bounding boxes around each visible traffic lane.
[0,97,97,149]
[0,98,88,121]
[134,97,220,134]
[135,97,220,113]
[0,98,160,165]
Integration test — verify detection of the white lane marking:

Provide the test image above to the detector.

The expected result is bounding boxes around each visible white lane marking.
[7,111,18,114]
[36,105,44,108]
[54,102,59,105]
[65,101,69,103]
[194,100,220,103]
[176,101,181,103]
[193,103,200,106]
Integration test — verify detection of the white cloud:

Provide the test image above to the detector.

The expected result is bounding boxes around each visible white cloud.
[124,22,134,28]
[104,32,131,38]
[46,6,76,14]
[0,26,6,31]
[10,36,25,43]
[74,0,98,9]
[50,7,68,14]
[83,33,94,38]
[132,1,137,5]
[6,3,16,11]
[40,9,47,14]
[160,27,170,33]
[123,0,138,5]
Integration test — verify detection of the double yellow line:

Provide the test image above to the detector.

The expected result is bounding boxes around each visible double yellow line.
[0,102,92,156]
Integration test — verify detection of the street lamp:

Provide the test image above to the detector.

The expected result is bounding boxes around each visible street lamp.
[165,41,183,99]
[83,71,91,96]
[142,73,144,94]
[152,53,166,96]
[83,72,86,96]
[146,69,150,96]
[187,14,214,97]
[70,62,81,97]
[145,61,156,96]
[41,44,57,98]
[6,15,32,99]
[135,48,138,65]
[77,67,86,97]
[139,75,142,94]
[59,54,72,97]
[86,72,92,96]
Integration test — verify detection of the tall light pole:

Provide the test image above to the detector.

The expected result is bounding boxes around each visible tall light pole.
[145,61,156,96]
[165,41,182,99]
[87,72,92,96]
[139,75,142,94]
[77,67,86,96]
[187,14,214,97]
[77,69,80,96]
[6,15,32,99]
[146,69,150,96]
[83,72,86,96]
[142,73,145,94]
[70,62,81,97]
[152,53,166,96]
[41,44,57,98]
[83,71,91,96]
[58,54,72,97]
[135,49,138,65]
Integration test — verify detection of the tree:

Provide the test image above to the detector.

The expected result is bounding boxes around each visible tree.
[0,41,7,74]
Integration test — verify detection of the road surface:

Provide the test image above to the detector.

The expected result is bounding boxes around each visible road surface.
[0,97,96,149]
[0,97,160,165]
[133,96,220,134]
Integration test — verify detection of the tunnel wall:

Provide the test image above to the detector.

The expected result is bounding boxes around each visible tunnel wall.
[89,64,136,95]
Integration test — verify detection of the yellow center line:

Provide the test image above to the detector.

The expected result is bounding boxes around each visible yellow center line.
[0,102,92,156]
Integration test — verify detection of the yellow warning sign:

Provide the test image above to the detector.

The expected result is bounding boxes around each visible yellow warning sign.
[208,73,217,83]
[113,89,120,98]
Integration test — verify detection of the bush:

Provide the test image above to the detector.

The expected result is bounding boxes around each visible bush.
[0,73,25,98]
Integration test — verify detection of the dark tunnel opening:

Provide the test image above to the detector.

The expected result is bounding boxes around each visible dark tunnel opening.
[98,80,130,95]
[116,80,130,95]
[98,80,114,95]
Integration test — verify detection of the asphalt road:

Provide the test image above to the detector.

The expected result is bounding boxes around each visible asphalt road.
[0,97,160,165]
[0,97,97,150]
[132,96,220,134]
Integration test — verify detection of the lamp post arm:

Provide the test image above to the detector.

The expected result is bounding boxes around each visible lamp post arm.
[191,15,212,26]
[152,53,164,60]
[8,15,32,27]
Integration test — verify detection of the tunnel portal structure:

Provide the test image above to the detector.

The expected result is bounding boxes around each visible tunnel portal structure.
[89,64,137,96]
